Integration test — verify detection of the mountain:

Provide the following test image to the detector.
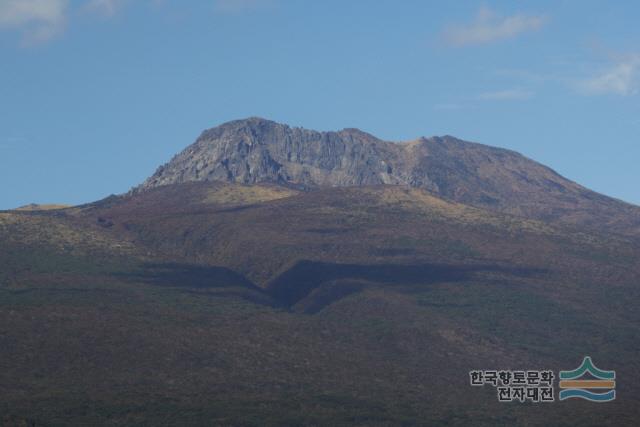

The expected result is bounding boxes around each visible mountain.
[3,180,639,425]
[136,117,640,236]
[2,119,640,426]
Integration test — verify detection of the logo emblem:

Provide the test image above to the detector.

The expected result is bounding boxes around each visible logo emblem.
[559,356,615,402]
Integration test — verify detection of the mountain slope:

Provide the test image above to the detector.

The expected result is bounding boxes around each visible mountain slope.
[136,117,640,237]
[3,118,640,425]
[2,182,640,425]
[79,182,640,291]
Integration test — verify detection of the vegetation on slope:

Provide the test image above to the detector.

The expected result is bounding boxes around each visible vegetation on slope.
[1,182,639,426]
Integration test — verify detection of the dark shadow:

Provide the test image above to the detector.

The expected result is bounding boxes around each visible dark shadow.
[295,280,366,314]
[117,261,546,314]
[267,260,545,309]
[118,263,279,308]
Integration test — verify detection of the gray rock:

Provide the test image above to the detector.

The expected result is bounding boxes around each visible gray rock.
[135,117,640,236]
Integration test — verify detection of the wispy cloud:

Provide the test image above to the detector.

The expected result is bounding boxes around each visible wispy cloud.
[578,55,640,96]
[478,88,534,100]
[213,0,274,14]
[442,6,546,47]
[84,0,129,17]
[0,0,161,45]
[0,0,68,45]
[434,87,534,112]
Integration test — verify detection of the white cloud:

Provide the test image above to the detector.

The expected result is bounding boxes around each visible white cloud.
[442,6,546,47]
[478,88,534,100]
[84,0,128,17]
[213,0,274,14]
[578,55,640,96]
[0,0,68,44]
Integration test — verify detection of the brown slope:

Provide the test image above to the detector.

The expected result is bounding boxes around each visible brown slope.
[81,182,640,290]
[3,182,640,425]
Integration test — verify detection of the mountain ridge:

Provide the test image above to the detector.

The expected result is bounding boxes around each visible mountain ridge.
[137,117,533,190]
[134,117,640,237]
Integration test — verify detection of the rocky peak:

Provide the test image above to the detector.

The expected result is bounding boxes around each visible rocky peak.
[134,118,640,235]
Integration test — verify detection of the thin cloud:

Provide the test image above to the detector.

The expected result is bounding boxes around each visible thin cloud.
[578,55,640,96]
[0,0,68,45]
[84,0,129,17]
[442,6,546,47]
[478,88,534,100]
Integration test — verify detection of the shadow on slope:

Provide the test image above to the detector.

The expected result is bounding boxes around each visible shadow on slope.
[119,263,279,308]
[267,260,546,312]
[118,261,546,314]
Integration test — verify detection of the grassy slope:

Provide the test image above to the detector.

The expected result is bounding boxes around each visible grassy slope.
[13,204,72,211]
[1,182,639,426]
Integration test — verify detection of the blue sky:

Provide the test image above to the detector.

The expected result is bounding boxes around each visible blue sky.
[1,0,639,209]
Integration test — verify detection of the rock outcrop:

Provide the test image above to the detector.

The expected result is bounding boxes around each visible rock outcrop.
[135,117,640,236]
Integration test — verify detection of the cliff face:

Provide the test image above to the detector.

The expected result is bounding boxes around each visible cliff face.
[138,117,405,189]
[136,117,640,236]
